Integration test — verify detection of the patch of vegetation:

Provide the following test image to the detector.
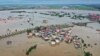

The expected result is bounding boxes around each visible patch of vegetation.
[26,44,37,56]
[84,52,92,56]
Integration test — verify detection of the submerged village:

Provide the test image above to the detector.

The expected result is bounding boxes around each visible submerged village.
[0,9,100,56]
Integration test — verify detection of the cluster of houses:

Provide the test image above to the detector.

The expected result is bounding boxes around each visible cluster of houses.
[88,13,100,22]
[27,25,81,48]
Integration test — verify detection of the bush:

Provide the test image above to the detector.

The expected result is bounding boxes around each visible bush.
[84,52,92,56]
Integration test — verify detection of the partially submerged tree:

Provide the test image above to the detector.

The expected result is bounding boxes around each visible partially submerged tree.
[84,52,92,56]
[26,44,37,56]
[27,29,32,34]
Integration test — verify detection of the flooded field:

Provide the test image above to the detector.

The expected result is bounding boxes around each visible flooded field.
[0,9,100,56]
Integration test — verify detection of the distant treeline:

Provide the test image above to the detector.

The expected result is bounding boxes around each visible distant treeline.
[0,4,99,11]
[85,4,100,10]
